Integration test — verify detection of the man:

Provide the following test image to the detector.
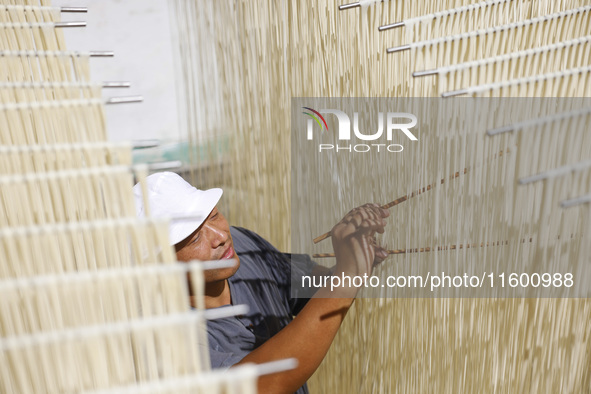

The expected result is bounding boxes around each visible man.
[134,172,389,394]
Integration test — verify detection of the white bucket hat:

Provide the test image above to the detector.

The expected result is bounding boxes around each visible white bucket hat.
[133,172,223,245]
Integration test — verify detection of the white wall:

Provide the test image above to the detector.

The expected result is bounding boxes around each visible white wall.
[53,0,180,143]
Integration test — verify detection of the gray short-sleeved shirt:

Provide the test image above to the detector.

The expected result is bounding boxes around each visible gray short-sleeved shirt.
[206,227,317,394]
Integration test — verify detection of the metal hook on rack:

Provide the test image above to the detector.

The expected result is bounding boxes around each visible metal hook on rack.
[0,21,86,28]
[379,0,513,31]
[387,6,591,54]
[561,194,591,209]
[339,0,385,11]
[486,106,591,136]
[441,65,591,98]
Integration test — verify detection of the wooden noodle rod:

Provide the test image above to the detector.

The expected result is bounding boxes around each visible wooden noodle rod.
[0,307,250,352]
[82,359,298,394]
[0,21,86,28]
[312,238,534,258]
[0,5,87,13]
[312,168,468,244]
[0,260,238,292]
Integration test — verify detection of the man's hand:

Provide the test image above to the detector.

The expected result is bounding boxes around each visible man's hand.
[236,203,390,393]
[331,203,390,277]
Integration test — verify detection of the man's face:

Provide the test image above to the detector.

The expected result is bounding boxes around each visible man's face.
[175,207,240,283]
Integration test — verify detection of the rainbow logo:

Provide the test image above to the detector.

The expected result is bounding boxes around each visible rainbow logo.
[302,107,328,132]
